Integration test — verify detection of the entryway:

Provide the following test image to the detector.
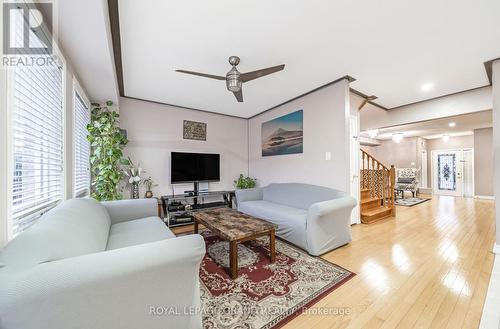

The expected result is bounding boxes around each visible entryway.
[431,148,474,197]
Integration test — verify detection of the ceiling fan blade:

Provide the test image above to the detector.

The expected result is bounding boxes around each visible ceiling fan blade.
[240,64,285,82]
[233,89,243,102]
[175,70,226,81]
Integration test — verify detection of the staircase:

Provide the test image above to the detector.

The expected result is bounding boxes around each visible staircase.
[360,149,396,223]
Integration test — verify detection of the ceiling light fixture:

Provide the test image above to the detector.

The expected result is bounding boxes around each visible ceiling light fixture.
[392,133,404,143]
[421,83,434,92]
[442,134,450,142]
[448,122,456,127]
[367,129,379,138]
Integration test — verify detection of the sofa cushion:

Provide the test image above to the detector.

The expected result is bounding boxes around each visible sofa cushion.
[0,198,111,267]
[238,200,308,249]
[263,183,345,210]
[106,217,175,250]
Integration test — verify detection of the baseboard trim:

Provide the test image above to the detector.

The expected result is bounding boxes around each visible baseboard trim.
[493,243,500,255]
[474,195,495,200]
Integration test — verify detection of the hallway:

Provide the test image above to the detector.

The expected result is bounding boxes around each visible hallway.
[285,196,495,328]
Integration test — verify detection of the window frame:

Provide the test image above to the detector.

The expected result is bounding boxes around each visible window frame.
[72,80,91,198]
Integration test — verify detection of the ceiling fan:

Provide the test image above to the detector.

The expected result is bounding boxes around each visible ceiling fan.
[175,56,285,102]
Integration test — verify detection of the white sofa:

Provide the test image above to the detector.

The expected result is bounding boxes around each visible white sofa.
[0,198,205,329]
[236,183,356,256]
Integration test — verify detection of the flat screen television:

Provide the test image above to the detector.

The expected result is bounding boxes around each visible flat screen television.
[171,152,220,184]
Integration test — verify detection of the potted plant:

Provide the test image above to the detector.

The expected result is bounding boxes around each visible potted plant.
[143,177,157,198]
[87,101,128,201]
[122,157,144,199]
[233,174,257,189]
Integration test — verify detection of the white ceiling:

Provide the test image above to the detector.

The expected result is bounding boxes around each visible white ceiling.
[44,0,118,104]
[361,110,492,140]
[117,0,500,118]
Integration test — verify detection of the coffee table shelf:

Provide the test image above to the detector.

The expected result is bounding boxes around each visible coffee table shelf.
[192,208,277,279]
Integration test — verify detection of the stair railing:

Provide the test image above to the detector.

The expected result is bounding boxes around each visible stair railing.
[360,149,396,215]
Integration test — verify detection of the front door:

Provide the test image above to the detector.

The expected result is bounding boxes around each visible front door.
[432,150,462,196]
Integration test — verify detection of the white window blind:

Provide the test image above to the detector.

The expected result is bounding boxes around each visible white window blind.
[74,91,90,197]
[10,8,64,236]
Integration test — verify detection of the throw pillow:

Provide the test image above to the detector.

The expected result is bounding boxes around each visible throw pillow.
[398,177,414,184]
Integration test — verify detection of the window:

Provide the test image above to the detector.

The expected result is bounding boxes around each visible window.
[74,91,91,197]
[9,9,64,236]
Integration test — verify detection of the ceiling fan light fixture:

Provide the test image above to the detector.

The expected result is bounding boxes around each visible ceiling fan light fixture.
[367,129,379,138]
[392,133,404,143]
[226,66,241,92]
[226,77,242,92]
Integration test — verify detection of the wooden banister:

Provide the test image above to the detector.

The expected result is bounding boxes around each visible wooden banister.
[390,165,396,215]
[360,149,396,217]
[360,149,390,171]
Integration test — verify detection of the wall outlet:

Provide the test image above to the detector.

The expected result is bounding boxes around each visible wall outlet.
[325,152,332,161]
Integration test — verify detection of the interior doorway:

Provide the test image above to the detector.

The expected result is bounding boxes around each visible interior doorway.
[431,148,474,197]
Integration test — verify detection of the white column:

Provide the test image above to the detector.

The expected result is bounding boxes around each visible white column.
[493,59,500,254]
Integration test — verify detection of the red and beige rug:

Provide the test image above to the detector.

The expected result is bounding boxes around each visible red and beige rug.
[199,231,355,329]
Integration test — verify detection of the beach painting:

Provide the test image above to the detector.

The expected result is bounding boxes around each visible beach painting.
[262,110,303,157]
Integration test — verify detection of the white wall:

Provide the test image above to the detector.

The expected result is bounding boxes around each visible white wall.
[119,97,248,198]
[492,60,500,251]
[360,86,492,130]
[248,79,351,192]
[474,128,494,197]
[362,137,419,168]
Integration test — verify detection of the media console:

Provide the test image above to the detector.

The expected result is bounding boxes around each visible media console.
[160,190,235,228]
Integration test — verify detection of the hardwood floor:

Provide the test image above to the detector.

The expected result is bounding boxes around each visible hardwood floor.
[284,196,495,329]
[172,195,495,328]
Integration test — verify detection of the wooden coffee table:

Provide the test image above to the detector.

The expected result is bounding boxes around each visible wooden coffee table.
[193,208,277,279]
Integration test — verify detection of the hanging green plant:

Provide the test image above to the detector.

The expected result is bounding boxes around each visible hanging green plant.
[87,101,128,201]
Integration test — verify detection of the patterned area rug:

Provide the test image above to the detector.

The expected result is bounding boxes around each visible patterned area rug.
[394,197,430,207]
[199,231,355,329]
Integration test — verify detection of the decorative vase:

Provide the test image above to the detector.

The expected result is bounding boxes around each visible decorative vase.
[145,190,153,198]
[131,182,139,199]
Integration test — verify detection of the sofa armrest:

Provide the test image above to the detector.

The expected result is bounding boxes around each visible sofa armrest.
[102,198,158,224]
[0,235,205,329]
[308,197,356,217]
[305,197,357,256]
[235,187,263,205]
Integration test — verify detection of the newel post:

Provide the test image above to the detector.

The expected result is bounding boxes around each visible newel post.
[390,165,396,216]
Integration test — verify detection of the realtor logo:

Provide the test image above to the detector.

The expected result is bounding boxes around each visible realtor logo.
[2,2,52,55]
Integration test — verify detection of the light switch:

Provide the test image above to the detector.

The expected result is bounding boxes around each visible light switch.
[325,152,332,161]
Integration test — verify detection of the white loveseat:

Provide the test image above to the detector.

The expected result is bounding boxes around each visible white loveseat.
[0,198,205,329]
[236,183,356,256]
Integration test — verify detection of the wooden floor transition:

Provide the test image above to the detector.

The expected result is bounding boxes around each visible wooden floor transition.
[174,196,496,329]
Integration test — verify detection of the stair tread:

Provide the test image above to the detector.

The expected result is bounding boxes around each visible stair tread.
[361,197,382,204]
[361,207,392,216]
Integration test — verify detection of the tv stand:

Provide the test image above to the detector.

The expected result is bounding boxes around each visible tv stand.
[193,181,199,205]
[160,190,235,228]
